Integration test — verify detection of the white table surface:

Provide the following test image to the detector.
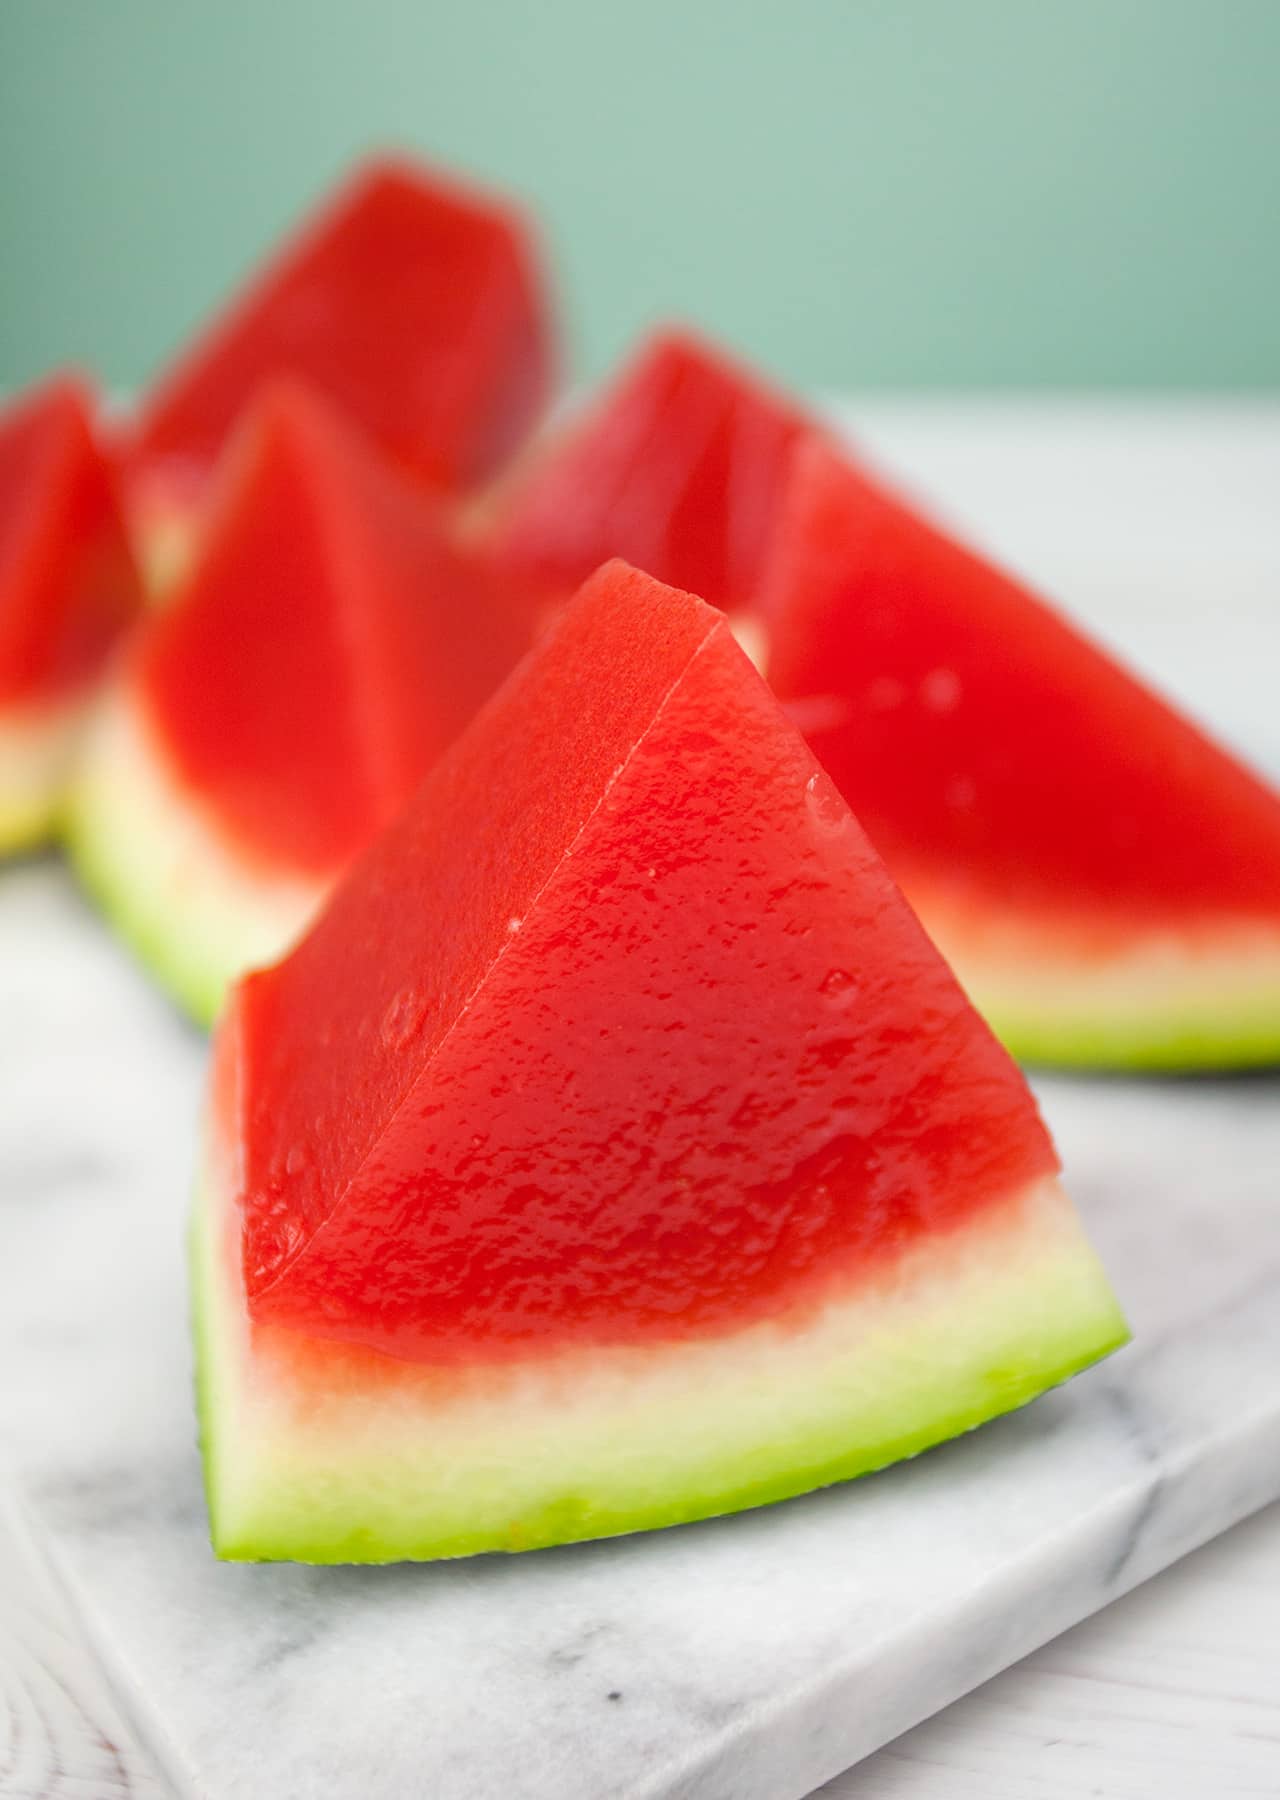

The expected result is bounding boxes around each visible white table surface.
[3,399,1278,1799]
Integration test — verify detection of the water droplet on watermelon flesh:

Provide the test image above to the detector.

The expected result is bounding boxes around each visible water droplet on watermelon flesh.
[805,768,848,833]
[820,968,858,1003]
[248,1215,305,1284]
[381,987,429,1050]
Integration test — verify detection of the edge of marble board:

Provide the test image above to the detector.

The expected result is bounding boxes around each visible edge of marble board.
[651,1360,1280,1800]
[23,1289,1280,1800]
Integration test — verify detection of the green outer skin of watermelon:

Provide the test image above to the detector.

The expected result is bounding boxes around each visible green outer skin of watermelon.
[193,1155,1128,1564]
[913,901,1280,1073]
[65,680,325,1027]
[985,986,1280,1073]
[0,690,96,855]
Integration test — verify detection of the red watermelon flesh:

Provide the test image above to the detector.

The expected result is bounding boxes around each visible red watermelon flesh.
[480,329,816,616]
[762,437,1280,1067]
[68,381,534,1022]
[193,560,1125,1560]
[124,158,555,583]
[0,376,144,850]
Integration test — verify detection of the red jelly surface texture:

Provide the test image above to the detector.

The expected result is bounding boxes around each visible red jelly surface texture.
[764,440,1280,927]
[129,159,554,500]
[0,377,142,702]
[485,330,815,613]
[136,383,532,873]
[231,561,1056,1364]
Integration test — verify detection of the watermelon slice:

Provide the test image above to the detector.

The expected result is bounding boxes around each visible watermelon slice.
[123,157,555,590]
[195,559,1125,1563]
[0,376,144,854]
[69,381,533,1025]
[479,328,815,617]
[762,438,1280,1070]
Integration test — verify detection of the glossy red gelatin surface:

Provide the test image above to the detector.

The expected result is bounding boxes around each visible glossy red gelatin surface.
[0,377,142,702]
[763,440,1280,929]
[128,158,555,502]
[230,561,1055,1364]
[135,382,533,873]
[484,329,816,612]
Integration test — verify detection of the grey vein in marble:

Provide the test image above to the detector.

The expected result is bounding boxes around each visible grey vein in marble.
[2,862,1279,1800]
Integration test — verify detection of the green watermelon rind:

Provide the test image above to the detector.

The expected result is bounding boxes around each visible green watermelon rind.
[64,682,323,1028]
[67,768,224,1028]
[935,938,1280,1073]
[905,888,1280,1072]
[192,1170,1128,1565]
[984,989,1280,1073]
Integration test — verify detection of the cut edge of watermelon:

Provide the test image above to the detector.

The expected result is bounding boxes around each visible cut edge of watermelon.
[914,896,1280,1071]
[66,679,325,1025]
[0,689,98,854]
[193,1134,1127,1564]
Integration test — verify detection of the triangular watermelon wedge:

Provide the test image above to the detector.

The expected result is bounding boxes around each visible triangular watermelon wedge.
[195,559,1125,1563]
[762,438,1280,1069]
[479,328,815,620]
[0,375,144,853]
[70,381,533,1025]
[123,157,555,591]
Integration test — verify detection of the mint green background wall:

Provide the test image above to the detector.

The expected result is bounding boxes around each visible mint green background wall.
[2,0,1277,393]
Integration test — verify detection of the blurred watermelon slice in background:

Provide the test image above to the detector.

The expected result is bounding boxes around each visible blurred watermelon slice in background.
[121,157,557,592]
[762,437,1280,1070]
[480,328,816,624]
[0,375,144,854]
[71,381,534,1022]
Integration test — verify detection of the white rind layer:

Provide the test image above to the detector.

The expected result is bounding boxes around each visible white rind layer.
[914,893,1280,1070]
[67,678,327,1025]
[0,690,97,854]
[195,1139,1128,1563]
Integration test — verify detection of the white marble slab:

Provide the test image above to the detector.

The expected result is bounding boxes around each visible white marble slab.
[1,856,1278,1800]
[821,1499,1280,1800]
